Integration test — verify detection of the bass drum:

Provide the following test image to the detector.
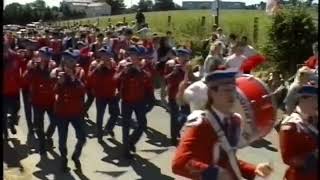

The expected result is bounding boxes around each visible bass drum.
[232,74,277,148]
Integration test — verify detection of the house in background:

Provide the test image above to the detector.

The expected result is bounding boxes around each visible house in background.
[182,1,246,9]
[62,0,111,17]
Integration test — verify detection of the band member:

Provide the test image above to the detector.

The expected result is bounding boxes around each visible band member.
[49,31,63,65]
[172,69,273,180]
[279,85,318,180]
[51,49,87,172]
[23,47,57,154]
[164,48,192,146]
[115,45,155,159]
[3,43,21,139]
[20,39,39,135]
[88,46,119,143]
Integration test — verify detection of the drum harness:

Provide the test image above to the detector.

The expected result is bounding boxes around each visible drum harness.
[206,109,245,180]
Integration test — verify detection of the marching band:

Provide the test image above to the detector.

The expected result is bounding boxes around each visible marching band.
[2,23,318,179]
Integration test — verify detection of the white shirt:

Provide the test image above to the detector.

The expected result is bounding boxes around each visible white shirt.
[211,106,228,125]
[184,80,208,111]
[243,45,257,58]
[225,54,248,71]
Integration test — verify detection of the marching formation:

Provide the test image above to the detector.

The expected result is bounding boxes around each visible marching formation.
[3,21,318,180]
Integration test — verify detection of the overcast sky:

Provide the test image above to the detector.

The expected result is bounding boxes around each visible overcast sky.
[4,0,275,8]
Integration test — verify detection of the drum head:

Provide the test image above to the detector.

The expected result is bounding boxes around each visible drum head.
[233,75,277,148]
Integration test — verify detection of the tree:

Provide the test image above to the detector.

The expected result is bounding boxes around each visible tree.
[138,0,153,12]
[262,5,317,76]
[4,3,24,24]
[259,1,266,9]
[153,0,175,11]
[105,0,126,14]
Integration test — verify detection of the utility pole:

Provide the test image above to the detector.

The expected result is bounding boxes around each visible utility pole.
[216,0,220,26]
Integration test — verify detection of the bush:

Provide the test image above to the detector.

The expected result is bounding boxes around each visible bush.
[262,5,317,77]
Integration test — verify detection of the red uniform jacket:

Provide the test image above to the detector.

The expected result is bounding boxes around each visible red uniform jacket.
[116,67,154,104]
[52,67,86,119]
[279,112,318,180]
[304,55,318,69]
[3,50,21,97]
[23,60,57,108]
[38,37,50,48]
[18,52,33,89]
[164,60,185,101]
[79,47,93,76]
[172,111,256,180]
[50,39,63,55]
[142,59,157,81]
[88,62,118,99]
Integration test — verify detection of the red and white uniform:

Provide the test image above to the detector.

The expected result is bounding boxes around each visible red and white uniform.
[164,59,185,101]
[3,50,22,97]
[172,110,257,180]
[279,107,318,180]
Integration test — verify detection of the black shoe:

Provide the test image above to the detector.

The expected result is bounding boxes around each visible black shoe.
[4,133,9,141]
[12,115,20,125]
[123,151,134,159]
[171,139,178,146]
[97,136,104,144]
[84,112,89,120]
[47,138,54,149]
[61,159,70,172]
[40,149,47,156]
[9,124,17,135]
[105,130,115,138]
[71,155,82,170]
[129,143,136,153]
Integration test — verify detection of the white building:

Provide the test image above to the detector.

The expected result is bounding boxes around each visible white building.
[63,0,111,17]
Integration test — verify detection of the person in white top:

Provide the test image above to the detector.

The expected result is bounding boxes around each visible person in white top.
[225,42,248,72]
[240,36,257,58]
[216,27,227,45]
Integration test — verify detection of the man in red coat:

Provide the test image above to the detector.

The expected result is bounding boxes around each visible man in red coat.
[172,69,273,180]
[3,43,21,139]
[88,46,119,143]
[279,85,318,180]
[164,48,191,146]
[51,49,87,172]
[23,47,57,155]
[115,45,155,159]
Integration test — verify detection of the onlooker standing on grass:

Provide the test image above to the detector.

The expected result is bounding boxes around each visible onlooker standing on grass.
[202,33,218,59]
[227,33,238,56]
[136,9,145,30]
[284,66,314,115]
[166,31,176,48]
[202,41,225,77]
[216,27,227,45]
[240,36,257,58]
[224,42,247,72]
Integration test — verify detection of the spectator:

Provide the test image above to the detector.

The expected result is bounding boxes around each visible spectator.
[224,42,247,72]
[202,41,224,77]
[135,9,145,30]
[284,66,314,115]
[216,27,227,44]
[240,36,257,58]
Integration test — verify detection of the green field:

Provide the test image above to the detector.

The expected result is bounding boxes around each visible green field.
[58,9,317,52]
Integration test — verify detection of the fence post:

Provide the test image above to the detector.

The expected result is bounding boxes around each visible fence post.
[123,17,126,23]
[168,16,171,26]
[214,15,219,26]
[201,16,206,26]
[253,17,259,45]
[87,19,90,25]
[108,17,111,23]
[97,17,100,26]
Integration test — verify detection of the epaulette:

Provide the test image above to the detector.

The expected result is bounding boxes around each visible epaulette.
[185,110,206,127]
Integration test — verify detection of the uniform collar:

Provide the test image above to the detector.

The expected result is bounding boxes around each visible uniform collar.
[211,106,229,123]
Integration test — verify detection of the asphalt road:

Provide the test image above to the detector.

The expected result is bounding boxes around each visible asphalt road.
[3,91,287,180]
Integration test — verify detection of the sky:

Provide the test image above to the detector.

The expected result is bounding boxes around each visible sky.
[4,0,271,8]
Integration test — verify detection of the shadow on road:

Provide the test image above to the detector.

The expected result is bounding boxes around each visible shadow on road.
[131,155,174,180]
[250,138,278,152]
[100,138,131,167]
[145,127,172,148]
[3,138,29,169]
[95,170,127,178]
[33,150,76,180]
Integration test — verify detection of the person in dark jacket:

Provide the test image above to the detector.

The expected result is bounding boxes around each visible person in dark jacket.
[88,46,119,143]
[115,45,155,159]
[50,49,87,172]
[23,47,57,155]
